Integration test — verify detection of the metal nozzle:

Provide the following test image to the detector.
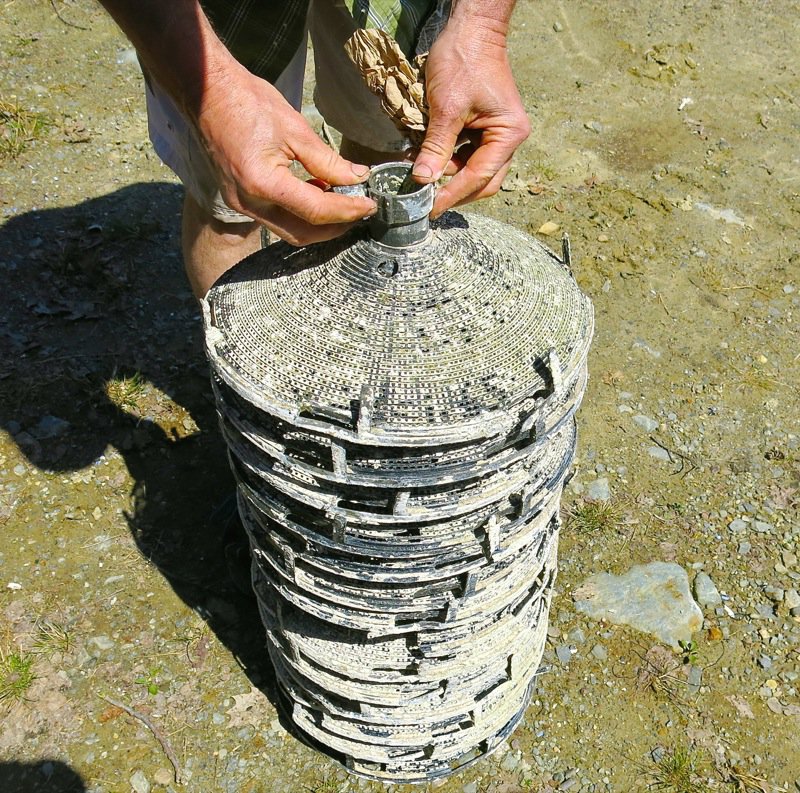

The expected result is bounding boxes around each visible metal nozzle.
[366,162,434,247]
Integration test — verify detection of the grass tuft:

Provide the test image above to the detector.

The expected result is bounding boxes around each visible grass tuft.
[105,370,148,412]
[33,620,72,657]
[0,650,37,705]
[566,498,623,535]
[647,746,709,793]
[0,99,50,160]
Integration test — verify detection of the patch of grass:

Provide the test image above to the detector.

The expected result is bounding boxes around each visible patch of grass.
[566,498,624,535]
[304,780,340,793]
[647,746,709,793]
[0,649,37,705]
[0,99,50,160]
[105,370,148,412]
[33,620,72,657]
[9,34,39,57]
[531,157,559,182]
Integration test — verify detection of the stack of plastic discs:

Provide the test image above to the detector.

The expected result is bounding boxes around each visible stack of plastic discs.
[203,164,593,782]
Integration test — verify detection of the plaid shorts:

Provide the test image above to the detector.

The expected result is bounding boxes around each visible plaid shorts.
[145,0,449,222]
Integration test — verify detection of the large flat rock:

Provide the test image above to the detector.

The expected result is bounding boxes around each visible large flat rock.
[572,562,703,649]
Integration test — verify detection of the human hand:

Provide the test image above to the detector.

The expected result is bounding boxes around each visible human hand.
[196,63,377,245]
[411,15,530,217]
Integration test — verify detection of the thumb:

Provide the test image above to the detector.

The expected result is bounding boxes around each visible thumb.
[292,122,371,186]
[412,113,462,183]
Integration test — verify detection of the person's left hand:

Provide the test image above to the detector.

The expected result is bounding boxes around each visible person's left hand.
[410,16,530,217]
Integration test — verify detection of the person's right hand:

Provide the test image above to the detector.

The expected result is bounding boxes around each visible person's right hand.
[196,62,377,246]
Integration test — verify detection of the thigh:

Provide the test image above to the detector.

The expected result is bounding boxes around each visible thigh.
[309,0,446,153]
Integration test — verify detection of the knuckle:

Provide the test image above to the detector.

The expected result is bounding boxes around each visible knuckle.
[481,181,501,199]
[422,135,454,159]
[515,114,532,142]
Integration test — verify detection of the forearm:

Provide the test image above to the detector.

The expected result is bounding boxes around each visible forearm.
[447,0,518,41]
[97,0,239,119]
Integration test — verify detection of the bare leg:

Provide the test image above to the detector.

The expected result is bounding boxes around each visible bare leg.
[339,138,410,167]
[181,193,262,299]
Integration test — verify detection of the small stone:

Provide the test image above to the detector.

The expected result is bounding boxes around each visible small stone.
[694,572,722,607]
[130,770,150,793]
[31,415,71,439]
[463,783,479,793]
[782,550,798,568]
[556,645,573,665]
[632,339,661,358]
[766,697,784,715]
[648,446,671,462]
[92,506,102,520]
[537,221,560,236]
[764,586,784,603]
[553,21,564,32]
[568,627,586,645]
[633,415,658,432]
[738,541,752,555]
[501,752,520,772]
[687,665,702,695]
[790,606,800,618]
[758,655,772,670]
[729,518,749,533]
[89,635,114,651]
[153,769,173,786]
[784,590,800,610]
[754,520,773,533]
[590,643,608,661]
[586,478,610,501]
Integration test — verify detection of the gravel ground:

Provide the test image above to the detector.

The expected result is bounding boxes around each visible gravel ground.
[1,1,799,792]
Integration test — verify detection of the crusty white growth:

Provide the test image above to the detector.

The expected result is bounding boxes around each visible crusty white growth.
[204,210,593,782]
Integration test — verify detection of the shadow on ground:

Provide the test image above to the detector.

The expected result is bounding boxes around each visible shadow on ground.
[0,182,276,694]
[0,760,87,792]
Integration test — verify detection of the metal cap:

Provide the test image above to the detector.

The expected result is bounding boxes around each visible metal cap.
[366,162,435,247]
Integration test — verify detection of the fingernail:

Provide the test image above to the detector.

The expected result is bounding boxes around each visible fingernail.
[351,163,370,178]
[412,162,435,181]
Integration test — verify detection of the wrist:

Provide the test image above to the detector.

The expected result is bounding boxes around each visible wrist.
[447,0,516,42]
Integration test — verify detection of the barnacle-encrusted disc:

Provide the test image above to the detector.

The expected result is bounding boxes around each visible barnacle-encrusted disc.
[204,212,593,444]
[204,202,593,783]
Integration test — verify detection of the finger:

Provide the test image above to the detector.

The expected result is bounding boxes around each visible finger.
[432,156,513,217]
[291,120,371,185]
[446,142,478,175]
[429,128,518,215]
[238,167,376,227]
[412,111,463,184]
[261,207,363,247]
